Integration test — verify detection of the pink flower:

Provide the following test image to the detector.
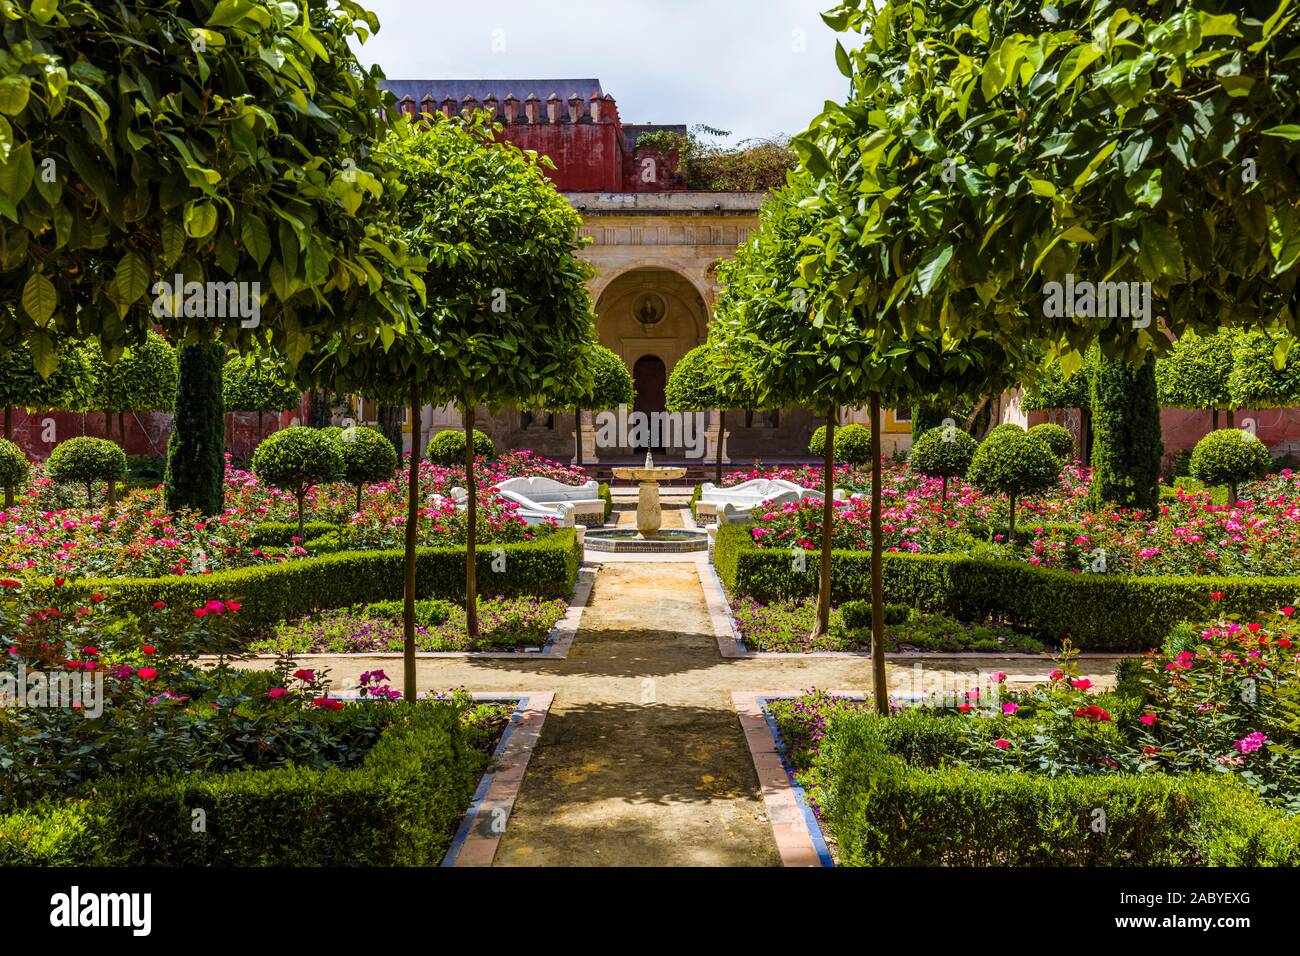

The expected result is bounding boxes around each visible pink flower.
[136,667,158,680]
[1001,702,1019,715]
[1234,732,1267,754]
[267,688,289,699]
[990,672,1007,683]
[1140,714,1157,726]
[993,739,1011,749]
[1070,678,1092,691]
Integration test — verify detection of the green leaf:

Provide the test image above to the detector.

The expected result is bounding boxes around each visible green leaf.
[835,41,853,78]
[1071,139,1118,190]
[1136,222,1186,280]
[916,243,954,296]
[0,141,35,215]
[184,200,218,239]
[113,251,151,305]
[241,212,272,267]
[1262,124,1300,140]
[1026,176,1057,198]
[22,272,56,324]
[0,75,31,116]
[161,220,185,268]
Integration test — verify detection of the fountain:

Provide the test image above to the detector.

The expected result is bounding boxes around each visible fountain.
[584,452,708,553]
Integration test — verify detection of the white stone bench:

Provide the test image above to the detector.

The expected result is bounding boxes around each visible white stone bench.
[697,478,846,525]
[450,477,605,528]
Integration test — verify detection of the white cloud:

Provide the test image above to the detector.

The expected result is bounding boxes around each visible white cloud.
[350,0,849,143]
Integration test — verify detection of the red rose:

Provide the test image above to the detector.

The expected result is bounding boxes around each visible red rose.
[137,667,158,680]
[141,645,156,656]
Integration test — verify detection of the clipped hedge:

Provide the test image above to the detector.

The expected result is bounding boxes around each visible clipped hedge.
[0,702,485,866]
[43,529,582,638]
[248,521,341,547]
[820,712,1300,866]
[714,524,1299,651]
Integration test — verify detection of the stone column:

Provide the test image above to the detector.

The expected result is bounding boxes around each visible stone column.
[571,410,600,465]
[703,409,730,464]
[636,480,662,537]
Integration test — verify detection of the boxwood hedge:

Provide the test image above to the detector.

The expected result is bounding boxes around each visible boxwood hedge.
[714,524,1299,651]
[40,529,582,638]
[820,712,1300,866]
[0,702,484,866]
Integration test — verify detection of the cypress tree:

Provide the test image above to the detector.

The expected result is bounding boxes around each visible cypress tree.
[1087,354,1163,515]
[166,342,227,516]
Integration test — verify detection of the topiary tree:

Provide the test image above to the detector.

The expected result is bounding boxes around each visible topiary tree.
[967,431,1060,539]
[665,342,752,483]
[909,424,978,509]
[1029,423,1075,464]
[545,344,634,468]
[82,331,177,445]
[334,425,399,514]
[46,437,128,510]
[1227,331,1300,412]
[223,351,302,442]
[1087,355,1165,516]
[252,427,343,540]
[909,404,949,441]
[0,439,30,510]
[0,340,92,439]
[1189,429,1274,506]
[427,429,495,468]
[1156,330,1240,432]
[165,342,226,517]
[988,423,1026,438]
[808,422,873,465]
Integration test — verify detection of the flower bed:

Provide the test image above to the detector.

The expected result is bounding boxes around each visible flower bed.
[251,596,568,654]
[763,607,1300,865]
[731,596,1042,653]
[0,584,511,865]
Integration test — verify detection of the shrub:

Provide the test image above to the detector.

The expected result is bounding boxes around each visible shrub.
[712,524,1300,652]
[363,599,452,628]
[1088,354,1163,515]
[46,437,128,507]
[988,423,1025,437]
[333,425,399,512]
[0,438,30,508]
[819,712,1300,866]
[1188,428,1273,504]
[427,429,494,467]
[1028,423,1075,462]
[966,431,1060,537]
[165,342,226,516]
[908,425,978,507]
[809,422,872,464]
[252,427,345,538]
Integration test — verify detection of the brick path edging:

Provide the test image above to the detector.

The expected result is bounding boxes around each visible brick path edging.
[733,690,865,867]
[441,691,555,867]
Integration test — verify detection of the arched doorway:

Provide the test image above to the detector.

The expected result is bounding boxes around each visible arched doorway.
[632,355,667,453]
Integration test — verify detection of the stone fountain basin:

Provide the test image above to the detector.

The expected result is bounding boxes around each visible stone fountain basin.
[611,467,688,482]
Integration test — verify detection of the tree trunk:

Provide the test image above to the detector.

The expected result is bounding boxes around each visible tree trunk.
[104,410,114,442]
[870,395,887,717]
[296,490,305,541]
[715,409,725,485]
[1227,409,1236,428]
[1212,408,1219,431]
[575,409,584,466]
[1008,494,1017,540]
[1228,482,1238,507]
[356,483,364,515]
[3,485,11,510]
[464,404,480,640]
[118,413,126,447]
[403,380,422,704]
[812,413,835,638]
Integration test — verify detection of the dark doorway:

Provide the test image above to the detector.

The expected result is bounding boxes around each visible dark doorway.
[632,355,667,454]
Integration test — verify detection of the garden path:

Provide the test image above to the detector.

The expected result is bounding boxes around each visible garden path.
[258,501,1121,866]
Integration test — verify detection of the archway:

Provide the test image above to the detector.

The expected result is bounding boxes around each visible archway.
[632,355,667,453]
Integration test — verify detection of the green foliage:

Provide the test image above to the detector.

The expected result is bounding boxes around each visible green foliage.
[1189,429,1274,500]
[712,524,1300,652]
[0,703,486,866]
[0,438,30,495]
[1156,330,1238,410]
[333,425,399,495]
[635,128,796,191]
[165,342,226,516]
[665,342,750,413]
[910,425,978,479]
[1021,352,1093,412]
[223,351,302,413]
[426,429,494,467]
[1028,423,1075,462]
[808,423,873,464]
[46,437,127,495]
[1087,355,1163,514]
[82,331,177,413]
[1228,331,1300,408]
[0,0,424,368]
[0,341,92,412]
[966,430,1059,533]
[41,530,582,640]
[364,599,452,628]
[987,423,1025,437]
[545,344,634,413]
[819,713,1300,867]
[252,427,344,499]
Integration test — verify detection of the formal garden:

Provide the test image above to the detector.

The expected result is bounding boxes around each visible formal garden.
[1,0,1299,875]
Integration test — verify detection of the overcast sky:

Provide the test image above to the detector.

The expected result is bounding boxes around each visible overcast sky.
[351,0,850,144]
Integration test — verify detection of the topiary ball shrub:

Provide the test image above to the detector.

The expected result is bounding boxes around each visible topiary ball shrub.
[988,423,1026,438]
[808,422,873,465]
[0,438,31,508]
[966,430,1060,538]
[426,428,495,467]
[1028,423,1075,463]
[46,437,128,508]
[909,425,978,507]
[252,427,344,537]
[334,426,399,512]
[1188,428,1273,505]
